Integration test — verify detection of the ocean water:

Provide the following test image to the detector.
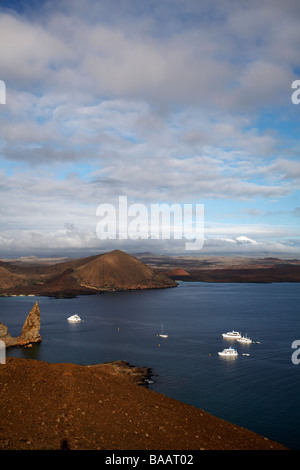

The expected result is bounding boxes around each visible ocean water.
[2,282,300,449]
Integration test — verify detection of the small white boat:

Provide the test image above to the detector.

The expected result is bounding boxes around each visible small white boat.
[222,330,242,340]
[218,347,238,357]
[237,334,252,344]
[67,314,81,323]
[242,353,250,356]
[159,323,168,338]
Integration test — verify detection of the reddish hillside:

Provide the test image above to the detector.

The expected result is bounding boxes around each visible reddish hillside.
[0,357,288,450]
[72,250,177,291]
[0,250,177,296]
[0,264,27,289]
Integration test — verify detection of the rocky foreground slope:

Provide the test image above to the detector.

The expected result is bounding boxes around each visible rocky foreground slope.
[0,357,288,450]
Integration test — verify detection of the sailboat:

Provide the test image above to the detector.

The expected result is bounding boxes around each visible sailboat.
[159,323,168,338]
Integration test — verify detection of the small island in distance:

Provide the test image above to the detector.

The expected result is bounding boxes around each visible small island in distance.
[136,252,300,283]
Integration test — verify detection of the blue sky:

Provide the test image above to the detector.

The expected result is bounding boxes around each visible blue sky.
[0,0,300,257]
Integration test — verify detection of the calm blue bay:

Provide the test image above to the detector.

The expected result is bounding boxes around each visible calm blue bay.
[2,282,300,449]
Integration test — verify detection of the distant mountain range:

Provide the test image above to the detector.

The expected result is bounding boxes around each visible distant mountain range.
[0,250,177,298]
[1,250,300,298]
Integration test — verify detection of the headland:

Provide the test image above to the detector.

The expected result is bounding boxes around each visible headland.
[0,357,288,450]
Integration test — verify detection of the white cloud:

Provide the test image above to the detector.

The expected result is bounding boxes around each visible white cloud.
[0,0,299,256]
[235,236,258,245]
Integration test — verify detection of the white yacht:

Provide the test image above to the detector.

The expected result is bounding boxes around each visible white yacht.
[158,323,168,338]
[237,334,252,344]
[67,314,82,323]
[218,347,238,357]
[222,330,242,340]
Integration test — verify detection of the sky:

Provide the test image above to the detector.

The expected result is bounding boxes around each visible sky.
[0,0,300,258]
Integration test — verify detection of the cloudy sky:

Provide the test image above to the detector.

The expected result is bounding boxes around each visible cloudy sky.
[0,0,300,257]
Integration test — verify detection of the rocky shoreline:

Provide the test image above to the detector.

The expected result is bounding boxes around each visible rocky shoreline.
[0,357,288,450]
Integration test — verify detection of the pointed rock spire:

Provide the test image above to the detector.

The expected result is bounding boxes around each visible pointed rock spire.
[0,301,42,348]
[18,301,41,344]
